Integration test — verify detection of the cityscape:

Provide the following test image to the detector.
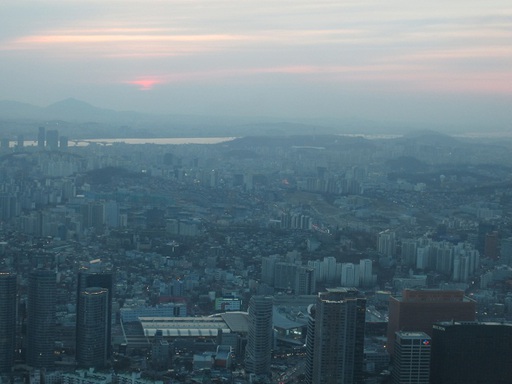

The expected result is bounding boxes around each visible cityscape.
[0,124,512,383]
[2,0,512,383]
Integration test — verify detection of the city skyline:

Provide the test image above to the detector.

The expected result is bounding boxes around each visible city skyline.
[1,1,511,131]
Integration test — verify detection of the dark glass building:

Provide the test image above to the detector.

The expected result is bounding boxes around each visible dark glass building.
[76,287,109,368]
[27,270,56,368]
[0,272,17,373]
[76,261,113,360]
[430,321,512,384]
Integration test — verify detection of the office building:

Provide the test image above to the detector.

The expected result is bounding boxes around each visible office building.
[0,272,17,373]
[244,295,273,376]
[430,321,512,384]
[27,270,56,368]
[76,287,109,368]
[76,260,113,359]
[151,330,170,370]
[387,289,476,356]
[305,288,366,384]
[392,332,430,384]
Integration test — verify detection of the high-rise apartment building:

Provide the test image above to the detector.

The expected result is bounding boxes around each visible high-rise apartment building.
[430,321,512,384]
[76,287,109,368]
[295,266,316,295]
[305,288,366,384]
[392,332,431,384]
[46,130,59,150]
[244,295,273,376]
[59,136,69,149]
[76,260,113,359]
[378,230,396,258]
[38,126,45,148]
[484,231,499,259]
[0,272,17,373]
[341,263,359,287]
[359,259,373,288]
[27,270,56,368]
[501,237,512,266]
[387,289,475,356]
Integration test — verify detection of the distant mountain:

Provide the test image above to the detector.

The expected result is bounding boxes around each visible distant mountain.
[45,98,108,120]
[0,98,151,124]
[0,100,43,119]
[0,97,420,139]
[398,130,459,146]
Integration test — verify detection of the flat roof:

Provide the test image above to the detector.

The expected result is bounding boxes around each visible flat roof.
[139,313,249,337]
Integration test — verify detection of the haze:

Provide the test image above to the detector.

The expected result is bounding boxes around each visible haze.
[1,0,512,132]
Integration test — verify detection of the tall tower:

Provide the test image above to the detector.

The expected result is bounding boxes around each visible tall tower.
[244,295,273,376]
[27,270,56,368]
[76,260,113,359]
[306,288,366,384]
[76,287,109,368]
[0,272,17,373]
[392,332,431,384]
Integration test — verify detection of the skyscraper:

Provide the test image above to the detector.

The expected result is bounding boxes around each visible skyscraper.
[392,332,431,384]
[76,260,113,359]
[305,288,366,384]
[76,287,109,368]
[244,295,273,376]
[387,289,476,356]
[0,272,17,373]
[27,270,56,368]
[430,321,512,384]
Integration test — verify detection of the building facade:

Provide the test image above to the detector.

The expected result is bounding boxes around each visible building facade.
[306,288,366,384]
[76,287,109,368]
[244,295,273,376]
[387,289,476,356]
[76,261,113,359]
[430,321,512,384]
[392,332,430,384]
[27,270,56,368]
[0,272,17,373]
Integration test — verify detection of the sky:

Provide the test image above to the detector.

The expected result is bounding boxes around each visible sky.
[1,0,512,131]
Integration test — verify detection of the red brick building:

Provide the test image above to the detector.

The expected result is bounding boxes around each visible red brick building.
[387,289,476,356]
